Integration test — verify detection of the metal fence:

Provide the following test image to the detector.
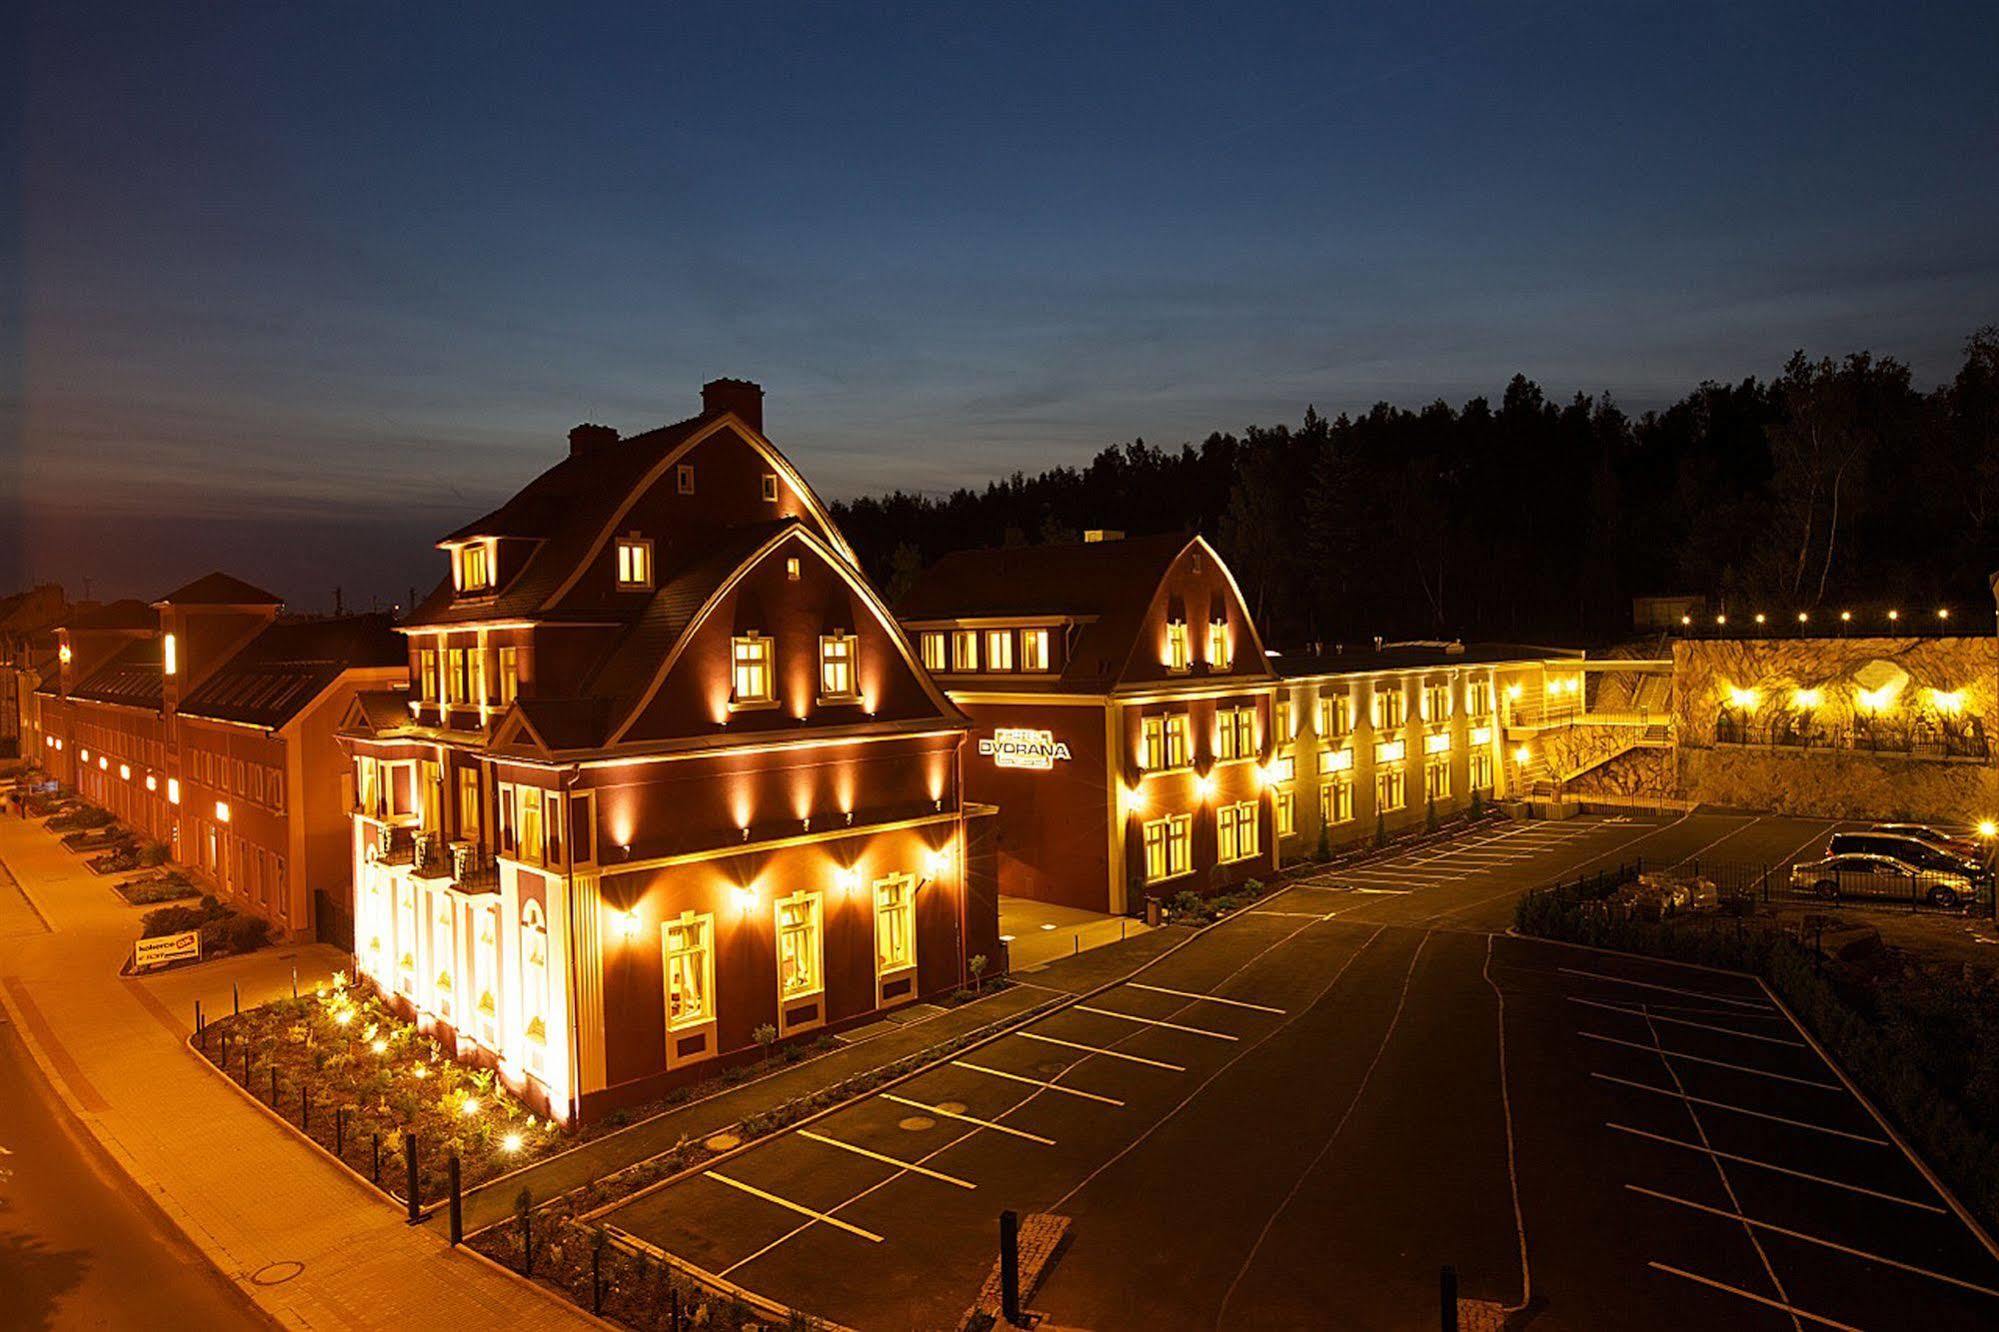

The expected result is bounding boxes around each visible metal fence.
[1713,713,1990,760]
[1536,855,1993,917]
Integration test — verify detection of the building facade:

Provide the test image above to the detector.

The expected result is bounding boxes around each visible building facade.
[341,380,999,1125]
[0,584,69,757]
[33,577,403,942]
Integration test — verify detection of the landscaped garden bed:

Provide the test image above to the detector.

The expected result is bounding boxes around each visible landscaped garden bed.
[193,975,568,1201]
[47,802,113,833]
[1516,870,1999,1234]
[141,896,270,960]
[115,868,201,905]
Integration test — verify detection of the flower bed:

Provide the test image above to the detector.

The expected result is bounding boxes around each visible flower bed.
[141,896,270,959]
[115,869,201,905]
[47,803,113,832]
[194,975,565,1200]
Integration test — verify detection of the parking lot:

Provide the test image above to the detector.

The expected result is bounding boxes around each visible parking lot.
[599,812,1999,1330]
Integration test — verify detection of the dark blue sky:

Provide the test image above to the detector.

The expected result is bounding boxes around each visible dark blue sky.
[5,1,1996,608]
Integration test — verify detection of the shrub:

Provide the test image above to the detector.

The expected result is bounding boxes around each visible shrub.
[138,842,169,867]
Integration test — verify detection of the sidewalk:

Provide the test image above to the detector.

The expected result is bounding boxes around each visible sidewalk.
[0,812,599,1331]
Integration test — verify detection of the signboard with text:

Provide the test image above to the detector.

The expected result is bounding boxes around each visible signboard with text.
[134,929,200,971]
[979,728,1073,771]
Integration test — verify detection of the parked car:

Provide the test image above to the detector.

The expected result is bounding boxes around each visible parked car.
[1791,853,1973,909]
[1828,830,1992,883]
[1868,822,1986,861]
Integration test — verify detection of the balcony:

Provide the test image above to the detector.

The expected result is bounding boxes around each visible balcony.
[1713,713,1990,762]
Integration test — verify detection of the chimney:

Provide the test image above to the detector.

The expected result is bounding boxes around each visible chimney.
[569,422,619,457]
[701,378,764,433]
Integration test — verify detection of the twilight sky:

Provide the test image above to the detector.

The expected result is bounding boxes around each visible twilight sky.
[4,0,1996,609]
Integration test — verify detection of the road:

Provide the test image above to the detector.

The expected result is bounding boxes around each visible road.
[601,810,1999,1330]
[0,981,271,1331]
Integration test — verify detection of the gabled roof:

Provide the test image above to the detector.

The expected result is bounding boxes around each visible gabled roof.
[62,599,156,633]
[176,614,403,729]
[157,572,283,607]
[68,638,165,708]
[896,531,1194,623]
[1272,641,1583,679]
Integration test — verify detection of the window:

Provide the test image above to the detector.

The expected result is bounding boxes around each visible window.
[1425,754,1451,801]
[776,891,823,998]
[1466,680,1492,717]
[444,648,465,704]
[1322,777,1355,825]
[432,893,456,1016]
[1275,787,1295,837]
[676,463,695,494]
[1165,620,1191,672]
[1140,713,1192,771]
[517,788,544,863]
[819,633,856,700]
[1215,705,1257,762]
[920,631,948,672]
[163,633,178,676]
[1470,748,1494,791]
[457,768,481,839]
[1373,686,1406,730]
[1378,764,1406,812]
[874,875,916,974]
[1275,695,1294,740]
[543,791,564,866]
[664,912,714,1029]
[419,648,438,701]
[731,634,774,704]
[1207,619,1230,669]
[1021,628,1051,672]
[467,647,486,706]
[616,536,653,590]
[521,901,549,1072]
[1142,814,1193,883]
[457,543,492,592]
[1218,801,1260,862]
[984,630,1014,672]
[761,473,779,502]
[1318,693,1352,737]
[1424,683,1452,721]
[497,646,520,705]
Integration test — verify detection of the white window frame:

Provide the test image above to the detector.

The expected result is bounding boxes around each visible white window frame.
[1021,628,1051,672]
[616,536,654,590]
[663,911,716,1032]
[1142,813,1193,883]
[1218,800,1260,863]
[1322,776,1355,825]
[819,632,857,701]
[950,630,979,672]
[1166,620,1191,673]
[732,633,775,706]
[984,629,1014,672]
[920,631,948,672]
[873,873,917,1004]
[776,889,825,1005]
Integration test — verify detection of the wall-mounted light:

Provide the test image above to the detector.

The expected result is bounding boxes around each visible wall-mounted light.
[168,778,181,805]
[1887,609,1901,622]
[145,774,157,792]
[1715,614,1728,626]
[1680,614,1691,626]
[1939,607,1952,621]
[1793,688,1822,710]
[119,764,131,781]
[835,866,860,894]
[1840,611,1852,623]
[734,884,759,914]
[1979,820,1997,840]
[1505,683,1524,700]
[59,643,73,665]
[1930,689,1965,715]
[80,748,89,763]
[1855,685,1896,714]
[215,801,230,822]
[1796,612,1809,625]
[98,756,108,771]
[1196,774,1217,801]
[611,908,639,940]
[1513,745,1532,766]
[1754,613,1767,626]
[925,847,951,879]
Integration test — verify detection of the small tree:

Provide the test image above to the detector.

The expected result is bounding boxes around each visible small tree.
[752,1022,778,1064]
[968,954,989,993]
[1425,795,1438,833]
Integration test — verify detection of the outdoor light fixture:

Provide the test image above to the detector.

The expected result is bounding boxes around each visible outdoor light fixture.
[1797,612,1809,624]
[119,764,130,780]
[835,866,860,893]
[1840,610,1852,623]
[1793,688,1822,710]
[1930,689,1965,715]
[926,847,951,877]
[1680,614,1691,626]
[612,908,639,940]
[167,778,180,804]
[502,1133,525,1154]
[1505,683,1524,700]
[1727,687,1760,710]
[1979,820,1997,840]
[1754,613,1767,625]
[1888,609,1901,622]
[1715,614,1727,626]
[1939,607,1951,620]
[734,885,758,914]
[145,774,157,791]
[98,756,107,770]
[371,1038,389,1055]
[215,801,230,822]
[80,748,89,762]
[461,1098,481,1117]
[1513,745,1532,765]
[1196,774,1217,800]
[59,643,72,665]
[164,633,178,676]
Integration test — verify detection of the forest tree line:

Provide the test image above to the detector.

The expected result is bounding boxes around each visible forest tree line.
[830,328,1999,648]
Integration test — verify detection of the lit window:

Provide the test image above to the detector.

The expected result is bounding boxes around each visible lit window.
[432,894,456,1016]
[1020,628,1051,672]
[467,647,485,705]
[1466,680,1492,717]
[1166,620,1191,672]
[1218,801,1260,863]
[920,631,948,673]
[776,892,824,998]
[1214,705,1257,761]
[497,646,520,705]
[1207,619,1230,669]
[419,648,438,701]
[1275,787,1295,837]
[1275,695,1293,739]
[1377,764,1406,812]
[1317,694,1352,736]
[950,630,979,672]
[1140,713,1192,771]
[664,912,714,1029]
[521,901,549,1073]
[517,788,544,863]
[616,537,653,590]
[215,801,231,822]
[732,634,774,704]
[1426,754,1451,801]
[819,633,857,699]
[1322,777,1354,825]
[457,543,492,592]
[785,556,801,581]
[1470,748,1494,791]
[874,874,916,974]
[676,463,695,494]
[1424,684,1451,721]
[163,633,178,676]
[167,777,181,805]
[1373,686,1406,730]
[443,648,465,704]
[1143,814,1192,883]
[984,630,1014,672]
[761,473,779,502]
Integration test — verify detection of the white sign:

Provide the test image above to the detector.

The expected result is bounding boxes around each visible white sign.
[134,929,201,971]
[979,728,1072,771]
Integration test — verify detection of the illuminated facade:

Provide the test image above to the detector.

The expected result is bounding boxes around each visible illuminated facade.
[0,583,68,757]
[340,380,997,1124]
[32,577,404,941]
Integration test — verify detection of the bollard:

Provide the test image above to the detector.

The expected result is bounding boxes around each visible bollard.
[371,1131,382,1184]
[335,1106,345,1159]
[195,999,204,1047]
[1440,1265,1458,1332]
[270,1065,280,1106]
[233,981,240,1016]
[405,1133,420,1223]
[302,1085,311,1131]
[591,1237,602,1312]
[291,963,298,1000]
[999,1209,1021,1326]
[447,1153,463,1245]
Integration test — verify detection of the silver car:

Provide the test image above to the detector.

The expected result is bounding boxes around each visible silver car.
[1791,852,1973,909]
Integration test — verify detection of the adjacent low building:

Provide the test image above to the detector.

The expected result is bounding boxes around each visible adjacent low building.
[339,380,998,1125]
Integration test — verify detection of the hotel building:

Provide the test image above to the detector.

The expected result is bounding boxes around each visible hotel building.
[340,380,997,1125]
[33,576,404,942]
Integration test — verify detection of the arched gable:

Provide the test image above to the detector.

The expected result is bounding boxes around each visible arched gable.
[1115,536,1276,688]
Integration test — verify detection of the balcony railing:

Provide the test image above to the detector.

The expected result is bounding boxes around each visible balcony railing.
[1713,713,1990,761]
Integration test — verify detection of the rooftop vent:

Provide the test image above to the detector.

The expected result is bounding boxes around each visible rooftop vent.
[569,423,619,457]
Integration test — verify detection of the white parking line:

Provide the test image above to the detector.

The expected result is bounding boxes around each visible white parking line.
[1560,967,1772,1010]
[1073,1005,1240,1041]
[796,1130,977,1189]
[703,1170,885,1241]
[1016,1032,1185,1071]
[1648,1263,1860,1330]
[1125,982,1286,1015]
[1246,908,1332,919]
[1607,1122,1943,1211]
[1568,997,1806,1047]
[950,1061,1124,1106]
[1579,1031,1840,1089]
[881,1094,1056,1144]
[1631,1185,1999,1299]
[1351,886,1415,895]
[1591,1072,1889,1144]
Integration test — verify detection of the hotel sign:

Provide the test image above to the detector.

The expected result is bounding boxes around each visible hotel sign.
[979,728,1072,771]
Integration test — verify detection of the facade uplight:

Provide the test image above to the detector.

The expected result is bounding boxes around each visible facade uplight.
[1979,820,1997,840]
[1727,686,1760,710]
[1793,688,1822,710]
[1513,745,1532,766]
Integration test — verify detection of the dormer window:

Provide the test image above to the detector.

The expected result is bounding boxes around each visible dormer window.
[1206,618,1230,669]
[456,542,493,593]
[616,536,653,590]
[950,630,979,672]
[819,632,857,700]
[761,473,780,502]
[920,631,947,672]
[1165,620,1191,673]
[676,463,695,495]
[731,633,774,706]
[1021,628,1051,672]
[984,630,1014,672]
